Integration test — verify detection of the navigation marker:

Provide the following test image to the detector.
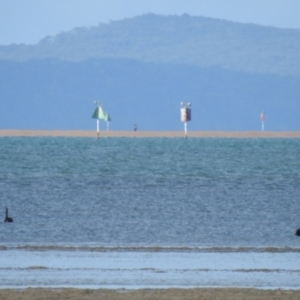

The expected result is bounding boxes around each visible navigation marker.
[260,110,265,132]
[104,113,111,131]
[92,101,106,138]
[180,102,191,139]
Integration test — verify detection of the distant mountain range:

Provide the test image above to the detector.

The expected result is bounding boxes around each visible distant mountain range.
[0,14,299,131]
[1,14,300,77]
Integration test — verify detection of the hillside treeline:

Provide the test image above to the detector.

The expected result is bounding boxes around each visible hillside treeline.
[0,14,300,76]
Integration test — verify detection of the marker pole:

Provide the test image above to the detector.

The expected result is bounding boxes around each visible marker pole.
[97,119,100,139]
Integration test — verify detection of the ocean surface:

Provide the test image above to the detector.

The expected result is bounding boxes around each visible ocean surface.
[0,136,300,289]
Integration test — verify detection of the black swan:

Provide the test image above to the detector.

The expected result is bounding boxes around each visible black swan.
[4,207,13,223]
[296,228,300,236]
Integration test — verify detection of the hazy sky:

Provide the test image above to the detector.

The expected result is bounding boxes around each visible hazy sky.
[1,0,300,45]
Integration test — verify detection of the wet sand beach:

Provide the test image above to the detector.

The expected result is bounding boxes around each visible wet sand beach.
[1,130,300,138]
[0,288,300,300]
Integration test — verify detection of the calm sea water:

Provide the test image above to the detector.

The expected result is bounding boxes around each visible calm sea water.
[0,137,300,288]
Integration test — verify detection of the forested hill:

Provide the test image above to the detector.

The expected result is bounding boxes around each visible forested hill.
[1,14,300,131]
[1,14,300,76]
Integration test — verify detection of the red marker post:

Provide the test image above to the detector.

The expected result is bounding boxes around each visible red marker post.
[260,110,265,132]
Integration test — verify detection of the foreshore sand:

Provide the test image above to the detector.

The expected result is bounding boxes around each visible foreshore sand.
[1,130,300,138]
[0,288,300,300]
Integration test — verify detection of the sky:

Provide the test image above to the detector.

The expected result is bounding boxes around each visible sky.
[1,0,300,45]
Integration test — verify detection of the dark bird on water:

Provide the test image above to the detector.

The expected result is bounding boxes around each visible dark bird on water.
[296,229,300,236]
[4,207,13,223]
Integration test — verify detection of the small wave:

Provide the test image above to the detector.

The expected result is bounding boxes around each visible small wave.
[1,267,299,274]
[26,266,48,270]
[234,268,300,273]
[1,245,300,253]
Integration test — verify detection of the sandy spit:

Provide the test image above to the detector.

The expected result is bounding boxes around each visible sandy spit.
[1,130,300,138]
[0,288,299,300]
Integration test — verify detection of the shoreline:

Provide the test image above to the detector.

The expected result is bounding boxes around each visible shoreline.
[0,288,300,300]
[1,130,300,138]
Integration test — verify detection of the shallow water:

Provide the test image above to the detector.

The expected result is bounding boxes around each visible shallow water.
[0,248,299,289]
[1,137,300,288]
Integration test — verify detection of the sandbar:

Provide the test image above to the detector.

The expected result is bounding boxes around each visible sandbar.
[0,130,300,138]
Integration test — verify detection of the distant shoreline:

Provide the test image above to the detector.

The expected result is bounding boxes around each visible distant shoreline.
[0,130,300,138]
